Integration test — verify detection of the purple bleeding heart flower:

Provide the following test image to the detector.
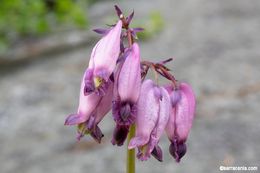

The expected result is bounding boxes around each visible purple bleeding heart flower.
[77,81,114,143]
[165,82,196,162]
[84,20,122,96]
[65,70,102,126]
[65,69,114,143]
[112,43,141,146]
[128,79,171,161]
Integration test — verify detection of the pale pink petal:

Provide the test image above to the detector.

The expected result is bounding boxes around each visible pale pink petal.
[149,87,171,153]
[128,80,158,149]
[93,81,114,124]
[118,43,141,102]
[175,82,196,142]
[93,20,122,81]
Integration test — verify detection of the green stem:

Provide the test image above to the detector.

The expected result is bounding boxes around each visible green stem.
[126,125,135,173]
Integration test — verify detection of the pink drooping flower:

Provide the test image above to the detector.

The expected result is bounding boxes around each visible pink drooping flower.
[81,82,113,142]
[112,43,141,146]
[165,82,196,162]
[65,70,113,143]
[65,70,102,126]
[128,79,171,161]
[84,20,122,96]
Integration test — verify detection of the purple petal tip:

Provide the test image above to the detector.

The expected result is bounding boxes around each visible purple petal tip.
[151,145,163,162]
[90,125,104,143]
[64,114,84,125]
[112,125,129,146]
[93,28,110,35]
[169,141,187,162]
[114,5,123,17]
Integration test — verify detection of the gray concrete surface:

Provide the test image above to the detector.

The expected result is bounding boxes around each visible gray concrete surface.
[0,0,260,173]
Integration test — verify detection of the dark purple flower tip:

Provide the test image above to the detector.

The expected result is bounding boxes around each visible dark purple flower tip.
[169,140,187,162]
[90,125,104,143]
[64,114,85,125]
[112,101,137,126]
[114,5,123,18]
[151,145,163,162]
[132,27,144,32]
[111,125,129,146]
[126,10,134,24]
[93,28,111,35]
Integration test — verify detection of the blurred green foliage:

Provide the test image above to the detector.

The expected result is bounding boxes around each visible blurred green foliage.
[135,11,165,40]
[0,0,90,52]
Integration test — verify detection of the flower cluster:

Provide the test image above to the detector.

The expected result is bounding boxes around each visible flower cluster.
[65,6,196,162]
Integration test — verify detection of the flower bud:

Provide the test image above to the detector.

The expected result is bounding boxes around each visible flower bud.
[165,82,196,162]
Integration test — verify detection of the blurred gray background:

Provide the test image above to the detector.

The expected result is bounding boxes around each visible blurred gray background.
[0,0,260,173]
